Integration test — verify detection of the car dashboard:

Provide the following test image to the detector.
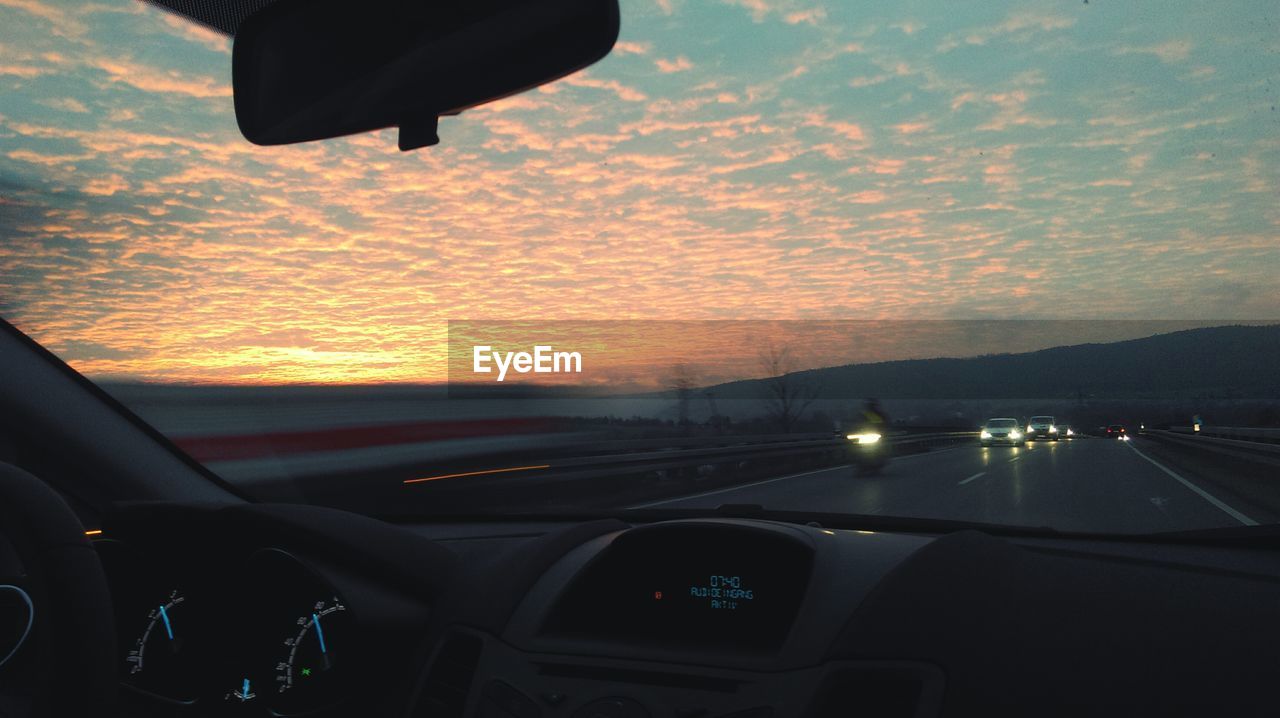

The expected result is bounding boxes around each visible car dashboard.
[93,503,1280,718]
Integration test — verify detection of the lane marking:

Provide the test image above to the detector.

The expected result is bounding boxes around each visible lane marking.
[958,471,986,485]
[1007,455,1022,463]
[632,443,978,509]
[896,445,970,460]
[630,465,845,508]
[1126,443,1257,526]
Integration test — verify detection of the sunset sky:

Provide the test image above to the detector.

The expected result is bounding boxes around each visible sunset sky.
[1,0,1277,384]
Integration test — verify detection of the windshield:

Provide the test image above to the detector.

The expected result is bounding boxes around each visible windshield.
[986,420,1018,429]
[2,0,1278,533]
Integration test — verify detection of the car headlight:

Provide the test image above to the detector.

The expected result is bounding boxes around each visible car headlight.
[980,430,992,439]
[1067,429,1074,436]
[1049,425,1058,433]
[847,432,881,444]
[1010,430,1023,439]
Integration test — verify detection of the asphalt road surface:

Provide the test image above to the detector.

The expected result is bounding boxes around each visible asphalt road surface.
[637,437,1263,533]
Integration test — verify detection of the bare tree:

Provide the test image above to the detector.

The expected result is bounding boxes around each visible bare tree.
[758,344,818,433]
[668,363,697,428]
[703,389,730,433]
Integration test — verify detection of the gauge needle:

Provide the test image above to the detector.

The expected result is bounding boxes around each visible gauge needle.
[312,613,332,671]
[159,604,174,641]
[312,613,327,654]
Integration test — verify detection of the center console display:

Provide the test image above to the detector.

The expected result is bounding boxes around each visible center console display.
[543,524,813,652]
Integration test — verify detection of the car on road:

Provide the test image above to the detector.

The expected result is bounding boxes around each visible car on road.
[1026,415,1059,441]
[1058,424,1077,439]
[980,418,1026,447]
[1105,424,1129,440]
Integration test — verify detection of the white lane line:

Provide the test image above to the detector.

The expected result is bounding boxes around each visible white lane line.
[1126,443,1257,526]
[896,445,970,460]
[631,443,975,509]
[1007,455,1021,463]
[629,465,846,508]
[958,471,986,486]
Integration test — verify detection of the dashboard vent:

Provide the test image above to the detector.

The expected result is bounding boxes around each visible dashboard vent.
[414,632,483,718]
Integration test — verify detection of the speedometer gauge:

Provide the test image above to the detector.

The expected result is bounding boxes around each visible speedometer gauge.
[221,549,361,716]
[274,596,349,710]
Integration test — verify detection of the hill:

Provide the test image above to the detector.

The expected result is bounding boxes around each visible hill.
[701,324,1280,401]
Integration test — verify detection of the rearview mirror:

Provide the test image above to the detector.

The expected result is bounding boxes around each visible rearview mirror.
[232,0,620,150]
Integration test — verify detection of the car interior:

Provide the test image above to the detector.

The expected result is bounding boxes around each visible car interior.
[5,317,1280,718]
[2,0,1279,716]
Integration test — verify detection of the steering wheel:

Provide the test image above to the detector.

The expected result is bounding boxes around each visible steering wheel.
[0,462,116,716]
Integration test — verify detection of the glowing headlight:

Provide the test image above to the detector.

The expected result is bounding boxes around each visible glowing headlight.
[980,430,992,439]
[1010,430,1023,439]
[1067,429,1074,436]
[847,432,882,444]
[1049,425,1058,433]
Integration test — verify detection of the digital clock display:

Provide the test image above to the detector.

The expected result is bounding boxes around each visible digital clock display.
[545,525,813,651]
[687,574,755,611]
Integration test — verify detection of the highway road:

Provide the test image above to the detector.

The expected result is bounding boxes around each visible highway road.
[638,437,1269,534]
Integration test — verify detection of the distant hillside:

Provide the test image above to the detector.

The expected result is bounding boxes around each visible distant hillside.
[702,324,1280,401]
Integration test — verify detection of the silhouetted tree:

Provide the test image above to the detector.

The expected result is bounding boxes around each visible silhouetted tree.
[667,363,697,428]
[758,344,818,433]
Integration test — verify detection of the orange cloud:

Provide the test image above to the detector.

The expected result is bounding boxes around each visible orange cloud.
[613,41,652,56]
[561,74,648,101]
[655,56,694,73]
[91,58,231,98]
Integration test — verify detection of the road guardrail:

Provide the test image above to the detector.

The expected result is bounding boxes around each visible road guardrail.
[410,429,978,487]
[1167,426,1280,444]
[234,427,979,508]
[1145,428,1280,468]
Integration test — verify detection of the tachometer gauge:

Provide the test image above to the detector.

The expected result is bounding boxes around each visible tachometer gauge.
[124,589,199,699]
[273,596,350,713]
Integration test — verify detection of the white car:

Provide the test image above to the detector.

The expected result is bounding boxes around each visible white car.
[981,418,1026,447]
[1026,415,1060,441]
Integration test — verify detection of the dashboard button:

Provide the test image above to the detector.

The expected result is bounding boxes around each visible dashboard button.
[483,680,542,718]
[571,697,649,718]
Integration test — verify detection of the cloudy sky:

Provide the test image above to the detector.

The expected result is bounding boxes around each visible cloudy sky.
[1,0,1277,383]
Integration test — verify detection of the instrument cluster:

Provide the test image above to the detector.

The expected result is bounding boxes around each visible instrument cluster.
[96,541,367,717]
